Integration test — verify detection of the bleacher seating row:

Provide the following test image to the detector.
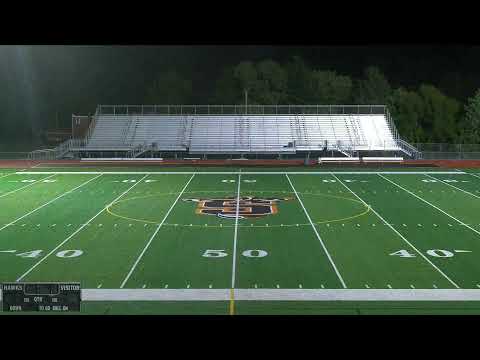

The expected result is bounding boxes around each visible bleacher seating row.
[84,114,400,154]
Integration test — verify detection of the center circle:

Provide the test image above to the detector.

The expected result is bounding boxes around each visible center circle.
[106,190,370,228]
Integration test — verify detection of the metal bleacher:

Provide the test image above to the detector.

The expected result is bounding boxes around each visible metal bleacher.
[69,105,419,158]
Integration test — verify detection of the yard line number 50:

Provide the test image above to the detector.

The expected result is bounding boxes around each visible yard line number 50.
[202,249,268,258]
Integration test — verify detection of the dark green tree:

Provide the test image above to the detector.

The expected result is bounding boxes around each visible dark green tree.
[285,56,312,104]
[212,60,288,105]
[417,84,460,143]
[461,88,480,143]
[255,60,288,104]
[354,66,391,104]
[233,61,258,94]
[309,70,353,104]
[388,88,425,142]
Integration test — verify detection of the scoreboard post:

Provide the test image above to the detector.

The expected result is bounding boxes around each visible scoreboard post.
[1,283,81,312]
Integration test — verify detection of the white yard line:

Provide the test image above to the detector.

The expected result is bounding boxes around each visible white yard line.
[16,174,149,282]
[119,174,195,289]
[0,174,57,199]
[231,174,241,289]
[331,173,460,288]
[378,174,480,238]
[466,172,480,181]
[285,174,347,288]
[16,171,465,175]
[0,174,102,233]
[424,173,480,199]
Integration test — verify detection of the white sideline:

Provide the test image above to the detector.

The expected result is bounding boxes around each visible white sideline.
[331,173,460,288]
[378,174,480,238]
[0,174,103,233]
[231,174,241,288]
[119,174,196,288]
[4,289,480,302]
[16,174,150,282]
[286,174,347,288]
[424,173,480,199]
[0,174,57,199]
[234,289,480,301]
[16,171,466,175]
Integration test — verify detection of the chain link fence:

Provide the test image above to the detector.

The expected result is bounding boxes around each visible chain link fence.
[413,143,480,159]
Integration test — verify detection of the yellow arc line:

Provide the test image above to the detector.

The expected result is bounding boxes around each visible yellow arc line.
[105,190,370,228]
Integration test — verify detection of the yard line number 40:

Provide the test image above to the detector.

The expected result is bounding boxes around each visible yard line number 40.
[390,249,471,258]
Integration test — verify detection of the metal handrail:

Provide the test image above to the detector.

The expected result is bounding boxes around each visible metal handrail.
[95,104,388,116]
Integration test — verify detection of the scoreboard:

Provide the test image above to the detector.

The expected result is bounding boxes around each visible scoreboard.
[1,283,81,312]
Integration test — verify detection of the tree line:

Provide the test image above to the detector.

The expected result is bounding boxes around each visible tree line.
[145,56,480,145]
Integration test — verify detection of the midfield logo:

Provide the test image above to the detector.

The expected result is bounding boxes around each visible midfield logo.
[182,196,292,219]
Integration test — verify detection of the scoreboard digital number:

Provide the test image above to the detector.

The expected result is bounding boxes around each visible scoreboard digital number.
[1,283,81,312]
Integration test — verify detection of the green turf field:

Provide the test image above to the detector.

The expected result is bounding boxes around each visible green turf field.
[1,166,480,314]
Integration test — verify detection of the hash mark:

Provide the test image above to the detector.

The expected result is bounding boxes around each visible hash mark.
[209,284,212,289]
[299,284,303,289]
[433,284,438,289]
[321,284,325,289]
[254,284,258,288]
[165,284,169,289]
[142,284,146,289]
[97,284,102,289]
[387,284,392,289]
[276,284,280,288]
[187,284,190,288]
[410,284,415,289]
[365,284,370,289]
